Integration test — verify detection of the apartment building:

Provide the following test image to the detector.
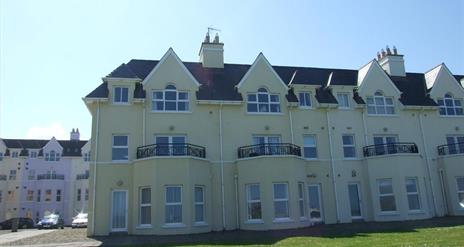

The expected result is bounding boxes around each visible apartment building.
[0,129,90,224]
[84,33,464,236]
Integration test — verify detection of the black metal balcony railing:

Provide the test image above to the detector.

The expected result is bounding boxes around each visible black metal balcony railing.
[76,173,89,180]
[437,142,464,156]
[238,143,302,159]
[0,175,7,181]
[37,174,65,180]
[136,143,206,159]
[363,143,418,157]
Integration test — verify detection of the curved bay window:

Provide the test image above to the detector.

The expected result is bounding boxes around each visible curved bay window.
[366,91,395,115]
[438,93,463,116]
[247,88,280,113]
[152,85,189,112]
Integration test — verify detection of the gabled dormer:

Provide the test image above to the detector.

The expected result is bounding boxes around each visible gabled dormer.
[43,137,63,162]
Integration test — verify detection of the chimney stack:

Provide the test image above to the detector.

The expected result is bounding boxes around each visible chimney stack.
[70,128,80,141]
[199,31,224,68]
[377,45,406,77]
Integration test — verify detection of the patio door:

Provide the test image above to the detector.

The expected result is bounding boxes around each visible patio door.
[308,184,323,223]
[348,183,363,220]
[111,190,128,232]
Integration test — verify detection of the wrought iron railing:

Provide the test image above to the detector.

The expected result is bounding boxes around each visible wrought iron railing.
[437,142,464,156]
[76,173,89,180]
[238,143,302,159]
[136,143,206,159]
[37,174,65,180]
[363,143,418,157]
[0,175,7,181]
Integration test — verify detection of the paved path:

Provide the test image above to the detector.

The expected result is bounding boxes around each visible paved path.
[0,230,55,245]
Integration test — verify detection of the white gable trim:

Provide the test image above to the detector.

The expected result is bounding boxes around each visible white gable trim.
[357,60,401,95]
[429,63,464,96]
[43,137,63,151]
[141,48,201,87]
[236,53,289,90]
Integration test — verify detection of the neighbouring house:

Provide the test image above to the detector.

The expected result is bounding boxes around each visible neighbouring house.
[84,33,464,236]
[0,129,90,224]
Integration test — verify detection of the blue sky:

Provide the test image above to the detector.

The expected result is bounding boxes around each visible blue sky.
[0,0,463,140]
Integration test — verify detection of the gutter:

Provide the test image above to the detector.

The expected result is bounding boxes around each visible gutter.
[91,100,101,235]
[326,110,340,223]
[219,103,226,230]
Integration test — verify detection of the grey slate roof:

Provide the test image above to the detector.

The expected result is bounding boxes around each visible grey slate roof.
[2,139,87,157]
[86,59,464,107]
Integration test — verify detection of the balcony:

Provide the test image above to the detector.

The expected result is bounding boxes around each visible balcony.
[363,143,418,157]
[76,173,89,180]
[136,143,206,159]
[37,174,65,180]
[238,143,302,159]
[438,142,464,156]
[0,175,6,181]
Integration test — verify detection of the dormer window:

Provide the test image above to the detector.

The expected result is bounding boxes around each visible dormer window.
[11,151,19,158]
[152,85,189,112]
[29,151,37,159]
[83,152,91,162]
[247,88,280,113]
[114,87,129,104]
[298,92,312,108]
[366,92,395,115]
[438,93,463,116]
[45,150,60,162]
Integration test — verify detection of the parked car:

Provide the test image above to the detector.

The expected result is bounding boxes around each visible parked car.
[0,218,34,230]
[71,213,88,228]
[37,214,64,229]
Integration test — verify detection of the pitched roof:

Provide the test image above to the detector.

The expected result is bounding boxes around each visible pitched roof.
[1,139,87,157]
[86,59,463,106]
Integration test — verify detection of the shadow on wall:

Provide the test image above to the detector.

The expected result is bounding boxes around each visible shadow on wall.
[90,216,464,246]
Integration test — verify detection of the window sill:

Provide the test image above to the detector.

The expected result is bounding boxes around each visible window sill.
[304,158,319,161]
[244,219,264,224]
[193,222,208,227]
[111,160,130,164]
[408,210,425,215]
[136,224,153,229]
[299,217,309,221]
[378,211,400,216]
[298,106,313,110]
[273,218,294,223]
[150,111,192,114]
[338,107,351,110]
[112,102,131,106]
[343,157,358,160]
[366,114,399,117]
[162,223,186,229]
[439,115,464,118]
[246,112,283,116]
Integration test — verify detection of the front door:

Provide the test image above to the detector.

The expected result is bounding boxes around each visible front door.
[348,183,363,220]
[111,190,128,232]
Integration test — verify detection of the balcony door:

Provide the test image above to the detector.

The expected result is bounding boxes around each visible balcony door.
[111,190,128,232]
[348,183,363,220]
[155,135,186,156]
[252,135,281,155]
[308,184,323,223]
[446,135,464,154]
[373,135,398,155]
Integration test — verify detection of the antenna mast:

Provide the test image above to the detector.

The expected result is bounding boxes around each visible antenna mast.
[208,27,221,37]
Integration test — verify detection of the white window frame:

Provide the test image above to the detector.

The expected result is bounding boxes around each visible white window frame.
[247,88,281,113]
[164,186,183,225]
[405,177,421,211]
[45,150,60,162]
[377,179,397,213]
[194,186,206,224]
[152,85,189,112]
[246,183,262,222]
[298,182,307,220]
[27,190,34,201]
[456,177,464,209]
[11,151,18,158]
[112,135,129,161]
[303,135,318,159]
[446,135,464,155]
[56,189,61,202]
[298,92,312,109]
[367,92,395,115]
[273,183,290,220]
[438,93,463,116]
[342,134,356,159]
[29,150,38,159]
[308,184,323,222]
[337,93,350,109]
[139,187,152,227]
[113,87,129,104]
[83,152,91,162]
[9,170,16,180]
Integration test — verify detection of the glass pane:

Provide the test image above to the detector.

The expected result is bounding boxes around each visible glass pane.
[437,99,444,106]
[154,101,164,111]
[299,93,306,106]
[195,205,204,222]
[299,200,305,217]
[165,102,176,111]
[268,136,281,144]
[172,136,186,144]
[258,104,269,112]
[458,193,464,208]
[348,184,361,217]
[446,107,455,115]
[247,94,256,102]
[445,99,454,107]
[114,88,121,101]
[141,188,151,204]
[257,88,267,93]
[380,196,396,211]
[253,137,265,145]
[112,148,128,160]
[304,147,317,158]
[385,98,393,105]
[270,104,280,112]
[408,195,421,210]
[195,187,203,203]
[308,186,321,219]
[446,136,456,145]
[248,202,262,219]
[112,191,127,229]
[248,185,260,201]
[366,97,374,105]
[375,97,384,105]
[114,136,128,146]
[153,92,163,100]
[166,187,181,203]
[344,147,356,158]
[247,103,257,112]
[141,206,151,224]
[298,184,304,198]
[457,178,464,191]
[342,135,354,145]
[121,88,128,102]
[378,180,393,194]
[177,102,188,111]
[274,201,289,218]
[270,95,279,102]
[456,108,463,115]
[178,92,188,100]
[258,93,269,103]
[406,179,418,193]
[304,136,315,146]
[156,137,169,144]
[273,184,287,199]
[165,205,182,223]
[454,100,461,106]
[386,137,397,144]
[165,91,176,100]
[367,106,376,114]
[376,106,386,114]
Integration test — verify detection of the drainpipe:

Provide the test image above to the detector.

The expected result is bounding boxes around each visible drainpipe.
[361,110,369,146]
[142,102,146,145]
[326,109,340,223]
[219,103,226,230]
[418,109,437,216]
[91,101,100,235]
[234,174,239,229]
[438,169,448,215]
[288,106,295,143]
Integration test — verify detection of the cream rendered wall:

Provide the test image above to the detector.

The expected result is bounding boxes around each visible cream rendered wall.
[438,156,464,216]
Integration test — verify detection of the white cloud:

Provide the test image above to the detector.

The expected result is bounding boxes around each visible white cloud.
[26,122,68,140]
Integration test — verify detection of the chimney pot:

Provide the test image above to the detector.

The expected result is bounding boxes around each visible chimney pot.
[376,52,381,60]
[386,45,392,55]
[213,33,220,43]
[381,49,386,58]
[393,46,398,55]
[204,32,210,43]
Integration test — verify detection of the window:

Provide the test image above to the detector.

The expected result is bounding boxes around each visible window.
[0,191,2,203]
[27,190,34,201]
[77,189,81,201]
[298,92,311,108]
[308,184,323,221]
[252,135,281,155]
[37,190,41,202]
[246,184,262,220]
[298,183,306,218]
[29,151,37,159]
[438,93,463,116]
[446,136,464,155]
[83,152,91,162]
[28,170,35,180]
[112,135,128,161]
[194,186,205,223]
[85,189,89,201]
[45,150,60,162]
[155,135,186,156]
[152,85,189,112]
[337,93,350,108]
[9,170,16,180]
[342,135,356,158]
[367,92,395,115]
[303,135,317,159]
[139,187,151,226]
[45,189,52,202]
[11,151,18,158]
[56,190,61,202]
[7,190,15,201]
[247,88,280,113]
[405,178,421,211]
[273,183,289,219]
[378,179,396,212]
[114,87,129,103]
[456,177,464,209]
[165,186,182,224]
